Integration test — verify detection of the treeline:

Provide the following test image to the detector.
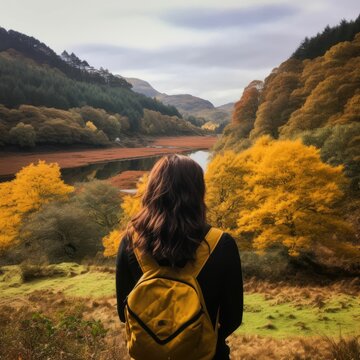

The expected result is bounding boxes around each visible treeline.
[140,109,203,135]
[0,54,181,126]
[292,15,360,60]
[0,105,201,148]
[0,27,131,88]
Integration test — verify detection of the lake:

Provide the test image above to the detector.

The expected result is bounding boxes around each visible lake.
[61,150,211,186]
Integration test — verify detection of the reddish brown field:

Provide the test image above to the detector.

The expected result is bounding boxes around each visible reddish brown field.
[107,170,145,189]
[0,136,217,177]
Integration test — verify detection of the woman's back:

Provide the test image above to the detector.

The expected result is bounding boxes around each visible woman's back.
[115,154,243,359]
[116,224,243,359]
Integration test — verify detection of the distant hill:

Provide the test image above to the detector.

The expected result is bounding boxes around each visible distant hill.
[0,27,204,149]
[124,77,161,98]
[157,94,214,113]
[125,77,234,125]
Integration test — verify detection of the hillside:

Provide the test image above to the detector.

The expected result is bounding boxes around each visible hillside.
[213,19,360,245]
[0,27,131,89]
[0,27,204,149]
[215,20,360,168]
[126,77,234,126]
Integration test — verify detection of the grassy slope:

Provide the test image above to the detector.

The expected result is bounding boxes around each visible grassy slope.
[1,263,359,338]
[0,263,115,299]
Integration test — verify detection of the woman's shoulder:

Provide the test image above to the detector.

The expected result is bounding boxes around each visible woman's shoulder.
[117,231,134,258]
[206,226,238,253]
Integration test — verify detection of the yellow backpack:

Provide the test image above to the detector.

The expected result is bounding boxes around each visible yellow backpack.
[124,227,223,360]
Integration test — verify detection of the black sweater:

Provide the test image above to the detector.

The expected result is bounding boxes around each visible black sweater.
[115,225,243,359]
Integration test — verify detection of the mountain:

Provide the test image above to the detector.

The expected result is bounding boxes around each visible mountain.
[157,94,214,113]
[125,78,161,98]
[0,27,204,149]
[125,77,234,126]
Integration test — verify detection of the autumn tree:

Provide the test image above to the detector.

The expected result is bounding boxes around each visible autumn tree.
[18,201,102,262]
[75,180,122,234]
[9,121,36,148]
[232,80,263,128]
[300,122,360,181]
[205,136,356,258]
[86,120,97,132]
[249,59,303,140]
[280,35,360,137]
[0,160,74,251]
[102,174,148,257]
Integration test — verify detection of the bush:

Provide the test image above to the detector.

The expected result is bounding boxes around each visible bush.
[240,248,294,281]
[0,309,108,360]
[323,334,360,360]
[17,201,102,263]
[19,263,68,282]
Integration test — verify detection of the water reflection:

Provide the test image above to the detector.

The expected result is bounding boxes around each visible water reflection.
[61,150,210,185]
[188,150,210,170]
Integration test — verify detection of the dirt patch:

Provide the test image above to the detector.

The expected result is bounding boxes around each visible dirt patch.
[0,136,217,177]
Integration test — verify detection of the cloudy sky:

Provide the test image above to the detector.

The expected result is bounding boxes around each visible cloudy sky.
[1,0,359,105]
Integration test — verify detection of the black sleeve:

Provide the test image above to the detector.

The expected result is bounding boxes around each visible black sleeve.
[116,235,137,322]
[218,233,243,339]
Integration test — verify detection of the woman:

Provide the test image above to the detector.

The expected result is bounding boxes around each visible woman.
[116,154,243,359]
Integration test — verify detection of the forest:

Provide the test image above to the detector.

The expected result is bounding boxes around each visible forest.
[0,104,202,148]
[212,19,360,274]
[0,27,203,149]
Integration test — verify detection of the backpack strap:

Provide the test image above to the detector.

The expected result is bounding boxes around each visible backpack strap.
[132,227,224,275]
[184,227,223,277]
[132,234,159,274]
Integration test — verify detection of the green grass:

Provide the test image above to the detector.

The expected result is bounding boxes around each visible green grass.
[1,264,359,339]
[236,293,360,338]
[0,263,115,299]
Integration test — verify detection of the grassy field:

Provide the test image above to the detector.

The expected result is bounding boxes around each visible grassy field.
[0,263,115,298]
[1,263,359,337]
[237,293,359,338]
[0,263,359,359]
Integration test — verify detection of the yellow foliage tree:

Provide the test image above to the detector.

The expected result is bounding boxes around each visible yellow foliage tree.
[86,121,97,132]
[0,160,74,251]
[102,174,148,257]
[206,136,356,257]
[102,229,123,257]
[0,182,21,250]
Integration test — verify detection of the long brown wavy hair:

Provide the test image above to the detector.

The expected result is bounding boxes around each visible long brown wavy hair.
[127,154,207,267]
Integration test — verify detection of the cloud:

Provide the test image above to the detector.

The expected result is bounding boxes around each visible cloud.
[73,27,299,105]
[3,0,359,105]
[75,29,295,73]
[160,4,300,29]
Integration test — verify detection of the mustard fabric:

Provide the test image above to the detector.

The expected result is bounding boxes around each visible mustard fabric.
[124,227,223,360]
